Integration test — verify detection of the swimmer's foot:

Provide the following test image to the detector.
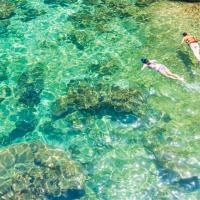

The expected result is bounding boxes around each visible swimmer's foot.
[179,77,186,83]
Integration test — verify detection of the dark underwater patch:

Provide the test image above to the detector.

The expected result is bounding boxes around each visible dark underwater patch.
[9,118,37,140]
[175,176,200,192]
[0,60,8,81]
[7,109,37,143]
[19,83,41,106]
[38,121,67,143]
[82,0,100,5]
[135,0,157,7]
[20,8,46,22]
[17,66,44,107]
[67,33,84,50]
[46,188,85,200]
[145,145,200,192]
[44,0,78,7]
[0,19,10,34]
[177,50,195,79]
[0,97,5,103]
[161,113,171,123]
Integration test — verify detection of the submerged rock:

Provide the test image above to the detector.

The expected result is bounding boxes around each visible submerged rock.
[0,140,85,199]
[20,8,46,22]
[68,1,137,31]
[0,0,16,20]
[17,66,44,107]
[51,79,146,122]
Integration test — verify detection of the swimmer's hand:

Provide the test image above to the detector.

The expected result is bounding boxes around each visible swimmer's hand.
[141,64,147,71]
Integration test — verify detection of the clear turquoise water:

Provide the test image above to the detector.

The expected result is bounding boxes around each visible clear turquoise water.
[1,0,200,199]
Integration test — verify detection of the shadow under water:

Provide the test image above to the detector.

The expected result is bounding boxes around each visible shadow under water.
[145,145,200,192]
[177,50,195,79]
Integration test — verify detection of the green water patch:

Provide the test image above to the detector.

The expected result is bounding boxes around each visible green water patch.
[45,78,180,198]
[0,63,45,146]
[0,0,200,199]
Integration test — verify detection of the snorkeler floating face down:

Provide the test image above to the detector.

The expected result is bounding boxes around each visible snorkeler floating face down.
[140,58,185,82]
[182,32,200,64]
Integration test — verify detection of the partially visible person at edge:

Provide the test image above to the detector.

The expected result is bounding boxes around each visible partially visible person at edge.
[141,57,185,82]
[181,32,200,64]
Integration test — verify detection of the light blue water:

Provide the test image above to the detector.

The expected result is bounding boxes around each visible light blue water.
[1,0,200,199]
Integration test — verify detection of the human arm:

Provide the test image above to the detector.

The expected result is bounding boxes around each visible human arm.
[141,64,147,71]
[181,38,185,44]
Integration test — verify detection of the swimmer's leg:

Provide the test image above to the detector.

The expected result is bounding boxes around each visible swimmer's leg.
[159,70,184,81]
[190,43,200,62]
[159,71,178,79]
[162,68,184,81]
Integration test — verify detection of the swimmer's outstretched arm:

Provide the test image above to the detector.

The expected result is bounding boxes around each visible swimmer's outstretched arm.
[141,64,147,71]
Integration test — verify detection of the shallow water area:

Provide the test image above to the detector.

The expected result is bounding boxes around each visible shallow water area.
[1,0,200,199]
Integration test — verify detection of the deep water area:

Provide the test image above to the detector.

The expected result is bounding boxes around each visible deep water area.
[1,0,200,199]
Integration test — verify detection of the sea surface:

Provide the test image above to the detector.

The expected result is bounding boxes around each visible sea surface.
[0,0,200,199]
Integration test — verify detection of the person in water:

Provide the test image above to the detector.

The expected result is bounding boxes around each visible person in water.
[141,58,184,81]
[181,32,200,64]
